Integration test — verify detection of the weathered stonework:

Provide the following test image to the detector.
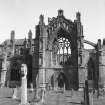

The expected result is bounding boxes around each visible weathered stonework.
[0,10,105,90]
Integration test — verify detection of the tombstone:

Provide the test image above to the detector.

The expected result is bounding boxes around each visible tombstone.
[12,85,19,100]
[84,80,90,105]
[19,64,30,105]
[30,83,34,92]
[89,92,93,105]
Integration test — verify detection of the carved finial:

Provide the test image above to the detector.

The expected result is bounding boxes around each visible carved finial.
[48,17,51,23]
[76,12,81,21]
[24,37,27,48]
[39,14,44,25]
[28,30,32,40]
[103,38,105,45]
[97,39,101,48]
[11,30,15,35]
[11,30,15,42]
[58,9,64,16]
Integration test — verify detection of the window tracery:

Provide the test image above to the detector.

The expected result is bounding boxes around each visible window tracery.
[52,37,71,65]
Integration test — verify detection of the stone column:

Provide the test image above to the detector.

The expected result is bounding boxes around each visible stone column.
[97,39,105,88]
[54,73,57,91]
[98,50,105,88]
[89,92,93,105]
[41,28,47,104]
[1,53,7,87]
[84,80,89,105]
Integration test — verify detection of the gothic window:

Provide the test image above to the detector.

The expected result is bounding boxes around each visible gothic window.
[52,37,71,65]
[58,37,71,55]
[58,38,71,65]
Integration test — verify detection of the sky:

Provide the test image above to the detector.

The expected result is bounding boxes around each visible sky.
[0,0,105,48]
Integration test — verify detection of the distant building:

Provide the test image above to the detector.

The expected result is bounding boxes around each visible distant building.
[0,10,105,90]
[0,30,34,87]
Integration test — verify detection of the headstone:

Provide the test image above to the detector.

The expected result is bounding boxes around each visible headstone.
[89,92,93,105]
[84,80,90,105]
[12,86,19,99]
[30,83,34,92]
[19,64,30,105]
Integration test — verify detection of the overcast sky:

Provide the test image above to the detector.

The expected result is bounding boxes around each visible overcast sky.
[0,0,105,47]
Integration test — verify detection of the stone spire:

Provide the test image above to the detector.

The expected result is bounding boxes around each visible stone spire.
[10,30,15,56]
[103,38,105,45]
[97,39,101,49]
[11,30,15,42]
[24,37,27,49]
[28,30,32,54]
[39,14,44,25]
[58,9,64,16]
[28,30,32,40]
[76,12,81,21]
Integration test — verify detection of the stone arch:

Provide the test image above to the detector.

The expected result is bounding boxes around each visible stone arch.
[48,26,74,66]
[34,10,84,90]
[10,56,21,81]
[46,12,79,90]
[57,71,68,89]
[49,71,69,90]
[8,55,22,87]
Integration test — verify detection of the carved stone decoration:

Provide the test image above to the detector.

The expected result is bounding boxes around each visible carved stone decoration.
[45,10,80,89]
[0,10,103,91]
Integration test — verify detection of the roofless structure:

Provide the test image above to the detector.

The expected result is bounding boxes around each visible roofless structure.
[0,10,105,90]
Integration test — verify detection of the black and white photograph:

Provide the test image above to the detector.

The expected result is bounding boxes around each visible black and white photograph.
[0,0,105,105]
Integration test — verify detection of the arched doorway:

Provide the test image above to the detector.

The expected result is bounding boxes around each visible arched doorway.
[57,72,67,88]
[87,57,96,89]
[50,71,68,90]
[8,55,22,87]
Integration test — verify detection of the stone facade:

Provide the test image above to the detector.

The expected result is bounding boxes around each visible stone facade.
[0,30,34,87]
[0,10,105,90]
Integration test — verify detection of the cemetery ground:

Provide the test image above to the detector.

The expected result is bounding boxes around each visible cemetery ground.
[0,87,105,105]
